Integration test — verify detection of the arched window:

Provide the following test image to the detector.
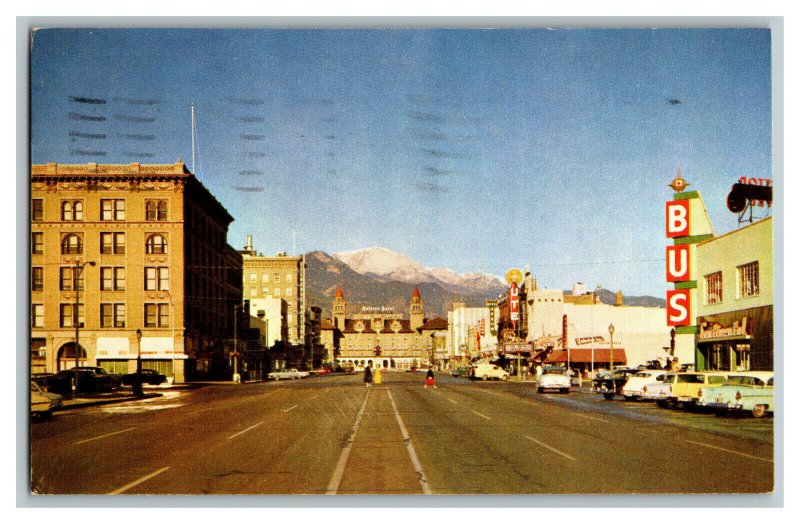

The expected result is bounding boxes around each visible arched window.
[73,201,83,221]
[61,201,72,221]
[145,234,168,254]
[61,234,83,254]
[61,201,84,221]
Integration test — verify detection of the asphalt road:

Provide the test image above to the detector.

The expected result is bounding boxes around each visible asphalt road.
[29,371,774,495]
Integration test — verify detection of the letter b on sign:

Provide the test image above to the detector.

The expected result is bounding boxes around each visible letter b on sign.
[666,200,690,238]
[666,289,691,326]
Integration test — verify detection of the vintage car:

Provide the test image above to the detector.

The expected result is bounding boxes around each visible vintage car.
[592,368,639,399]
[536,366,571,394]
[267,368,309,381]
[669,371,729,408]
[470,362,509,381]
[31,381,62,419]
[621,369,670,400]
[697,371,774,418]
[641,373,677,405]
[122,369,168,386]
[46,366,123,394]
[451,366,472,378]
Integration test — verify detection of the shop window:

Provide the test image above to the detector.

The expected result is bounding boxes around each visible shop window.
[704,271,723,305]
[737,261,759,298]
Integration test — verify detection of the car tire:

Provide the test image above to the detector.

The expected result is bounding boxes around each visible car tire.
[482,375,488,381]
[752,404,768,418]
[501,375,508,381]
[537,387,543,393]
[623,395,633,401]
[603,393,615,400]
[656,400,668,408]
[561,388,569,394]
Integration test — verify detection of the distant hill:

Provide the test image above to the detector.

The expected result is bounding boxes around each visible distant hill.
[304,248,666,319]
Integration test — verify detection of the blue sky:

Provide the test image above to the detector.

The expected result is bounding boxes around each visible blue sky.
[30,28,773,297]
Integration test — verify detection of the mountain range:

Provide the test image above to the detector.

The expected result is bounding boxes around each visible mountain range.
[304,247,665,319]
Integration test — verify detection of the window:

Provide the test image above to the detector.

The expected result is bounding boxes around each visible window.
[704,272,723,305]
[144,303,170,327]
[250,287,258,297]
[100,232,126,254]
[145,267,169,291]
[145,234,167,254]
[59,267,86,291]
[31,267,44,291]
[100,267,125,291]
[737,261,759,298]
[32,199,44,221]
[285,287,293,297]
[31,304,44,328]
[273,287,280,296]
[101,199,125,221]
[286,273,292,283]
[101,303,126,328]
[61,234,83,254]
[31,232,43,254]
[59,303,84,328]
[145,200,168,221]
[273,272,280,283]
[250,273,257,282]
[61,200,83,221]
[262,273,269,283]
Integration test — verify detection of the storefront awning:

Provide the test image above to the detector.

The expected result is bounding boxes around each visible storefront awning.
[545,349,626,364]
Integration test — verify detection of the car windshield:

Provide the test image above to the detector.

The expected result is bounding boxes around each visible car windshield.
[634,372,654,378]
[677,374,704,383]
[544,368,565,375]
[611,371,629,379]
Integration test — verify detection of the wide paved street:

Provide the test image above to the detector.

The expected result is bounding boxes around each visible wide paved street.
[30,372,774,495]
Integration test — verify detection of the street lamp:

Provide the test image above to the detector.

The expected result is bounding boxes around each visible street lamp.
[72,260,95,398]
[133,328,144,396]
[608,323,615,371]
[591,284,601,377]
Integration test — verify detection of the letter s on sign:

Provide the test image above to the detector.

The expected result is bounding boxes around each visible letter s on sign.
[666,290,691,326]
[666,200,690,238]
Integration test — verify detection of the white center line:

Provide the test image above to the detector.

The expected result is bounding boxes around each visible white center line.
[525,436,576,461]
[227,421,265,440]
[75,427,136,445]
[326,390,371,495]
[107,466,170,495]
[282,405,298,413]
[388,390,432,495]
[685,440,773,463]
[448,398,458,405]
[310,395,319,400]
[571,412,610,424]
[470,409,492,420]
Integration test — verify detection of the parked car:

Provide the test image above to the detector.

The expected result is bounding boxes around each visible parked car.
[31,373,54,388]
[593,368,639,399]
[641,373,678,405]
[46,367,123,394]
[668,371,729,409]
[31,381,62,419]
[267,368,309,380]
[621,370,670,400]
[122,369,167,386]
[536,366,571,394]
[697,371,774,418]
[451,366,472,378]
[470,362,510,381]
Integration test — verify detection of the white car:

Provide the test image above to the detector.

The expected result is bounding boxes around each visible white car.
[621,370,670,400]
[641,373,677,405]
[470,363,509,381]
[536,366,571,394]
[698,371,774,418]
[31,381,62,419]
[267,368,309,381]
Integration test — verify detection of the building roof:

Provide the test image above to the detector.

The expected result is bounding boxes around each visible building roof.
[544,349,627,364]
[320,319,336,330]
[419,317,448,331]
[412,287,421,299]
[336,287,344,298]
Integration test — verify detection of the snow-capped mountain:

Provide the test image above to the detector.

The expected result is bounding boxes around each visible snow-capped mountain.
[332,247,505,295]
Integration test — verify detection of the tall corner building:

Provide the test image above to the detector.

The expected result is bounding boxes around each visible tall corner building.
[239,235,306,347]
[30,162,243,382]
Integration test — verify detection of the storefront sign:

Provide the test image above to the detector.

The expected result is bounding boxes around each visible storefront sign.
[509,282,519,326]
[487,300,498,336]
[667,289,691,326]
[699,316,749,340]
[666,244,691,281]
[479,319,485,336]
[575,336,605,345]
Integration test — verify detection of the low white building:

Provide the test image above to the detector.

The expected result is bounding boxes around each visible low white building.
[447,303,498,362]
[246,296,286,348]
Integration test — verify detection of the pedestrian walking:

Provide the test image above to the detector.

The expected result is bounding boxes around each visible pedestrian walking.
[364,362,373,388]
[374,365,382,385]
[425,368,437,389]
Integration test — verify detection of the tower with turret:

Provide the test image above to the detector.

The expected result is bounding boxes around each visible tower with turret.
[333,287,346,330]
[409,287,424,331]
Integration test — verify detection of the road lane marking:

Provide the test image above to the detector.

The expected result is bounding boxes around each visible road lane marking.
[448,398,458,405]
[571,412,610,424]
[227,421,266,440]
[387,390,432,495]
[525,436,576,461]
[107,467,170,495]
[470,409,492,420]
[685,440,773,463]
[75,427,136,445]
[326,390,371,495]
[282,405,298,413]
[310,395,319,400]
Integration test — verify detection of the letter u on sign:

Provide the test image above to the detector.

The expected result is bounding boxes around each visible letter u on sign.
[666,245,691,282]
[666,200,690,238]
[666,289,691,326]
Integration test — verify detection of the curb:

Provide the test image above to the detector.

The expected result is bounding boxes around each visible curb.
[57,392,163,411]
